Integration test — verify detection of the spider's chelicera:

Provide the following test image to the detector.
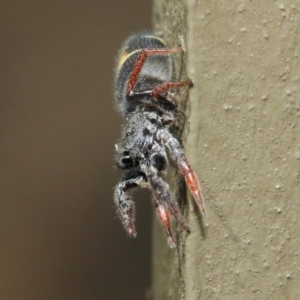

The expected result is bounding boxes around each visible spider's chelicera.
[113,32,206,248]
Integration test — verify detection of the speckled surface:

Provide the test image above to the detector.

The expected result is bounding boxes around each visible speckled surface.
[152,1,300,299]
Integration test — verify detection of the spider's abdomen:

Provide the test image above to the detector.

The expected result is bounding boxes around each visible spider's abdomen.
[114,32,174,116]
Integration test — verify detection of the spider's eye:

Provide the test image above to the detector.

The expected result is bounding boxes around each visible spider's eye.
[121,157,134,168]
[118,151,134,169]
[151,154,166,172]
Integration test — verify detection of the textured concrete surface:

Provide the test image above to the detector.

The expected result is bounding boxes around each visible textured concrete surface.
[152,1,300,299]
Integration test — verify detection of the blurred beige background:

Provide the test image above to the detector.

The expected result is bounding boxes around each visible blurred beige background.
[0,1,152,299]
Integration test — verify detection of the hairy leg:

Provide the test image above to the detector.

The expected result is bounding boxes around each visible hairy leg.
[127,47,181,96]
[149,175,190,233]
[114,169,148,237]
[157,129,207,216]
[152,195,176,249]
[150,80,192,99]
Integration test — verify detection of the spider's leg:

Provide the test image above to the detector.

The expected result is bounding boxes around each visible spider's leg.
[149,175,190,233]
[114,168,148,237]
[176,154,206,216]
[152,195,176,249]
[150,80,192,99]
[127,47,181,96]
[157,129,207,216]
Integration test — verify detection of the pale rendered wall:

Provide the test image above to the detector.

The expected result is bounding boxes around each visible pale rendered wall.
[152,1,300,299]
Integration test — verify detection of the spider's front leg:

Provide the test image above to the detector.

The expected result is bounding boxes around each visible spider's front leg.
[157,129,207,216]
[152,195,176,249]
[149,174,191,248]
[141,151,190,247]
[149,174,191,232]
[114,168,148,237]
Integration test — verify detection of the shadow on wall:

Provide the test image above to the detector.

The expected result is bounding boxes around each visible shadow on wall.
[0,1,152,300]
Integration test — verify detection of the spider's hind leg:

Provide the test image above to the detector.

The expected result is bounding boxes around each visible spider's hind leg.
[127,47,181,96]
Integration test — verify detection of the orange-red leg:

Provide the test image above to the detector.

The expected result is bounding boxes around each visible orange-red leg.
[157,130,207,217]
[149,175,190,234]
[177,155,207,216]
[153,196,176,248]
[127,47,181,96]
[150,80,192,98]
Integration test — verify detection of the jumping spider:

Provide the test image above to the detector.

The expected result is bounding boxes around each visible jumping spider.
[113,32,206,248]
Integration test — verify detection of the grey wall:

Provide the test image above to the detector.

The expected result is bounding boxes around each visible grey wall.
[0,1,152,299]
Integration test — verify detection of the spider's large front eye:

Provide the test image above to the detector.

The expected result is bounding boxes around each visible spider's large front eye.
[121,157,134,168]
[151,154,166,172]
[119,151,134,169]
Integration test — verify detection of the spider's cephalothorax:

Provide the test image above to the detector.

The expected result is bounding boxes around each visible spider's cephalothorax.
[113,32,206,248]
